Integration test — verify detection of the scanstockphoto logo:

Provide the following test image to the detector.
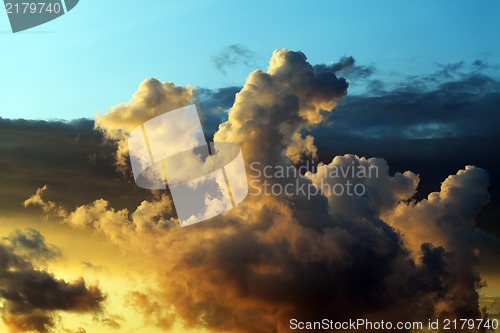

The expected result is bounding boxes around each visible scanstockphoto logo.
[248,161,380,200]
[3,0,79,33]
[128,105,249,227]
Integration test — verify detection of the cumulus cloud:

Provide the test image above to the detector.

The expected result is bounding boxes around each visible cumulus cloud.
[215,49,348,165]
[311,65,500,238]
[94,79,195,170]
[0,229,106,333]
[382,166,495,317]
[306,154,420,217]
[386,166,491,254]
[322,74,500,140]
[23,49,500,332]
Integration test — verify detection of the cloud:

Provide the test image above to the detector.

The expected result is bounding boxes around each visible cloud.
[214,49,348,165]
[316,73,500,142]
[315,55,375,80]
[386,165,491,253]
[24,49,500,332]
[99,315,124,329]
[23,185,67,219]
[194,86,241,135]
[310,64,500,239]
[0,229,106,333]
[2,228,62,264]
[0,117,151,217]
[211,45,258,75]
[383,166,495,317]
[366,59,500,95]
[125,292,174,330]
[94,79,195,171]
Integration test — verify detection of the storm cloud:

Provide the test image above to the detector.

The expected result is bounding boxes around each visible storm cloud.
[0,229,106,333]
[20,50,500,332]
[211,44,258,75]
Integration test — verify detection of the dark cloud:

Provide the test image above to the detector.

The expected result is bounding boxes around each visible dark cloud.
[2,228,61,264]
[377,60,500,94]
[0,229,106,332]
[0,117,157,216]
[471,59,499,71]
[323,75,500,140]
[211,44,258,74]
[314,56,375,80]
[195,86,241,135]
[434,61,465,79]
[81,261,105,273]
[312,68,500,238]
[22,50,499,333]
[1,51,499,332]
[62,329,87,333]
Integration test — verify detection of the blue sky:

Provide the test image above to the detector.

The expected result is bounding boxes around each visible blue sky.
[1,0,499,120]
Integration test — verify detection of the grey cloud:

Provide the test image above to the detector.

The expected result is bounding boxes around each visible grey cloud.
[311,67,500,239]
[326,75,500,140]
[28,50,497,332]
[211,44,258,74]
[384,60,500,94]
[0,229,106,333]
[3,228,61,263]
[0,117,157,217]
[315,56,375,80]
[2,50,500,332]
[195,86,241,136]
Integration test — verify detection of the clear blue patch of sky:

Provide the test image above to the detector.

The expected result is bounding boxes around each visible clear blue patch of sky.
[0,0,499,120]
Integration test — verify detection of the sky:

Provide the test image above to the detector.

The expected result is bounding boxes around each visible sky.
[1,1,500,333]
[1,0,499,120]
